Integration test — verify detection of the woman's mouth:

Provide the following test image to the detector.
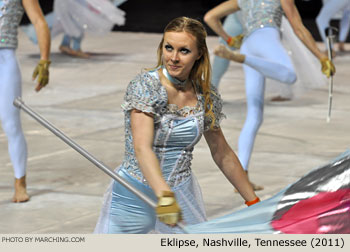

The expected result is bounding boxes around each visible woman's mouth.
[169,65,181,71]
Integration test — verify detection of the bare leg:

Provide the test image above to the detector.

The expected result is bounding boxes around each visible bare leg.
[13,176,29,203]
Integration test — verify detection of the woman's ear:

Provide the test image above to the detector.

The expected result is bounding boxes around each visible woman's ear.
[197,51,203,60]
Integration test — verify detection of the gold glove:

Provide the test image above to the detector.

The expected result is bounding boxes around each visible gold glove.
[32,59,51,91]
[320,57,335,78]
[226,34,244,49]
[156,191,182,225]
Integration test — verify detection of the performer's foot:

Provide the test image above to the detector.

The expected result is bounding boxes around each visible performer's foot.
[338,42,346,52]
[59,46,90,58]
[13,176,30,203]
[213,44,245,63]
[69,49,90,59]
[270,96,291,102]
[59,45,74,55]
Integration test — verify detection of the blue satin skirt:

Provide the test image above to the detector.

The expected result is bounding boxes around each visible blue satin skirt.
[107,169,158,233]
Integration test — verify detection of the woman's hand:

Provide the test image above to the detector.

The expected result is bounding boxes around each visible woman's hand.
[226,34,244,49]
[156,191,182,225]
[32,59,51,92]
[320,57,336,78]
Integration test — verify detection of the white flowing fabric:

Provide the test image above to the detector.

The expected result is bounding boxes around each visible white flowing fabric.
[51,0,125,38]
[266,17,328,99]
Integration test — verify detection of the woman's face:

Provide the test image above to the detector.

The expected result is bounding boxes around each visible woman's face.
[162,31,201,81]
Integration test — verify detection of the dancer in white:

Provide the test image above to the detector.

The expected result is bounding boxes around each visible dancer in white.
[21,0,126,58]
[53,0,126,58]
[0,0,51,202]
[316,0,350,52]
[204,0,335,190]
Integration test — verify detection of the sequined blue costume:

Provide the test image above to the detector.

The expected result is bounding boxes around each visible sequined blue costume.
[238,0,283,39]
[94,69,225,234]
[0,0,24,48]
[0,0,28,179]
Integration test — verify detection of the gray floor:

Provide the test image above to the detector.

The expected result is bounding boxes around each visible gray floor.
[1,31,349,233]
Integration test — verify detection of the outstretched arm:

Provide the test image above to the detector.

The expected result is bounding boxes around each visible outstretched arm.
[204,128,258,203]
[282,0,326,60]
[282,0,335,77]
[204,0,240,42]
[22,0,51,91]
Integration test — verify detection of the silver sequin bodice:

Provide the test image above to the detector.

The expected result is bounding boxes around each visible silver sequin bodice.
[119,70,225,188]
[238,0,283,38]
[0,0,24,48]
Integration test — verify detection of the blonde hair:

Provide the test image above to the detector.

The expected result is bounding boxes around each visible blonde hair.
[155,17,215,128]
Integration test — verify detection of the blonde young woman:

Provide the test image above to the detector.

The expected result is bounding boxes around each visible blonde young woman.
[94,17,259,234]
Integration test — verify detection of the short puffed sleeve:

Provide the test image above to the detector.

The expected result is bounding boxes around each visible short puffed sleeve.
[121,72,167,122]
[204,85,226,131]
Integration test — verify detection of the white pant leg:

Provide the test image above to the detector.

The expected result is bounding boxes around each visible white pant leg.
[237,40,266,171]
[242,28,296,84]
[339,7,350,42]
[0,49,27,179]
[237,27,296,171]
[316,0,350,43]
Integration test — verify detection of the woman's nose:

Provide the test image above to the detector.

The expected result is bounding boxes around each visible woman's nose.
[171,51,179,62]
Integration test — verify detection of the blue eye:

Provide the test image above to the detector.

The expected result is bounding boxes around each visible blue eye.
[180,48,191,54]
[165,45,173,51]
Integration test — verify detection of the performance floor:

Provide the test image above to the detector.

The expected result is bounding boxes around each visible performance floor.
[1,31,349,233]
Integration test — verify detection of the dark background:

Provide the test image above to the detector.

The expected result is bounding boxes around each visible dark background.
[22,0,344,41]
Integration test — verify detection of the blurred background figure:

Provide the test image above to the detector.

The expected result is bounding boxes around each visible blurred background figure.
[22,0,126,58]
[316,0,350,54]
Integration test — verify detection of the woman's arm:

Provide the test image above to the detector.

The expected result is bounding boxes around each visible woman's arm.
[281,0,327,60]
[130,110,171,197]
[22,0,50,61]
[131,109,181,225]
[204,128,257,202]
[22,0,51,91]
[204,0,240,42]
